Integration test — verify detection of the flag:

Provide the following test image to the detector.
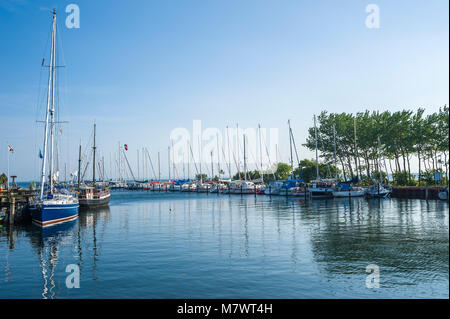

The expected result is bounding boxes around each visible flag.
[39,149,43,158]
[8,145,14,153]
[124,144,128,151]
[59,128,62,135]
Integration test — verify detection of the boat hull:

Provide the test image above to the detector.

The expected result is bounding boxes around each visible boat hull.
[333,190,365,197]
[30,203,79,227]
[310,190,334,199]
[79,193,111,208]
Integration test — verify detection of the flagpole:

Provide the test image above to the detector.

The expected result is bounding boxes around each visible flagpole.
[7,144,9,190]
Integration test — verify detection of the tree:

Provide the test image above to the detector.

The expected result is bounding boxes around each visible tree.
[0,173,7,186]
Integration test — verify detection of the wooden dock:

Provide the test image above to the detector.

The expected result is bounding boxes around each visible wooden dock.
[0,188,36,224]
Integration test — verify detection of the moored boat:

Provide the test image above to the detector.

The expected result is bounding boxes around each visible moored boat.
[333,182,365,197]
[78,123,111,208]
[30,10,79,227]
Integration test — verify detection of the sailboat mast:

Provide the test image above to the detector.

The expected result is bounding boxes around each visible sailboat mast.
[77,141,81,189]
[187,141,190,180]
[168,146,171,182]
[333,124,337,180]
[236,124,241,180]
[92,122,96,184]
[216,132,220,180]
[258,124,263,183]
[158,151,161,182]
[377,136,383,183]
[288,120,293,179]
[314,115,319,180]
[210,151,214,181]
[39,11,56,198]
[243,134,247,181]
[48,15,57,193]
[226,126,231,179]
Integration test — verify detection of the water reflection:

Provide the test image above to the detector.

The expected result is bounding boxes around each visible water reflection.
[0,206,111,299]
[0,193,447,298]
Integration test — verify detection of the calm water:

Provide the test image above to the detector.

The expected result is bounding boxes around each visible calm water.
[0,191,448,299]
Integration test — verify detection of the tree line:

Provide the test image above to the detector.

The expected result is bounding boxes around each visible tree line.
[304,106,449,186]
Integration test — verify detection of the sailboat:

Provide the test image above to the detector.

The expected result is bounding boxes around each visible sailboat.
[78,123,111,208]
[29,10,79,227]
[309,115,336,199]
[365,137,392,198]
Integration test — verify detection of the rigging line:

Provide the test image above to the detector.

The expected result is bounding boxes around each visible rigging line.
[261,127,276,180]
[189,143,200,176]
[318,131,332,178]
[145,147,157,180]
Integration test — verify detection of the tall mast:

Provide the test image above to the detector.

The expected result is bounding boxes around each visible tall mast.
[236,124,241,180]
[216,132,220,180]
[158,151,161,182]
[92,122,96,184]
[353,117,359,178]
[243,133,247,181]
[226,126,231,179]
[210,150,214,181]
[168,146,171,182]
[288,120,293,179]
[77,140,81,189]
[198,136,202,183]
[187,141,190,180]
[137,149,140,180]
[314,115,319,180]
[333,124,337,180]
[39,9,56,198]
[258,124,263,183]
[48,9,58,194]
[377,136,383,183]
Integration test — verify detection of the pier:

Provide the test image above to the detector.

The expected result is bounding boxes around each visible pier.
[0,188,36,225]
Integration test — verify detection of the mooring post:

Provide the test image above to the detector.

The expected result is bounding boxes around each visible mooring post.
[9,196,15,225]
[425,184,429,200]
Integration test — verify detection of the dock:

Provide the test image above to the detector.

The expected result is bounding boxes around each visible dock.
[0,188,36,225]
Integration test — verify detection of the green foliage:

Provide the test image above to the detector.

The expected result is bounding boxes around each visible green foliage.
[304,107,449,186]
[293,159,339,183]
[195,174,208,181]
[392,171,416,186]
[0,173,7,186]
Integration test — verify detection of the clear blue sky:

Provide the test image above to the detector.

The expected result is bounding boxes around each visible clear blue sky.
[1,0,448,181]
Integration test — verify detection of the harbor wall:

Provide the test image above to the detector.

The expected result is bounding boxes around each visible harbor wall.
[391,186,443,200]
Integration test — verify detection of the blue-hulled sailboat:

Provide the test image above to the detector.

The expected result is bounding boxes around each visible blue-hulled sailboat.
[29,9,79,227]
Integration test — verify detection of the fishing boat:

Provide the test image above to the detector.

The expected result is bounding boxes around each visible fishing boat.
[78,123,111,208]
[29,10,79,227]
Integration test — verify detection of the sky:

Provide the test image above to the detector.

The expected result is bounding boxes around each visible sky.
[0,0,448,181]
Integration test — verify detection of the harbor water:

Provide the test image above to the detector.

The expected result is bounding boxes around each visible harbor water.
[0,190,448,298]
